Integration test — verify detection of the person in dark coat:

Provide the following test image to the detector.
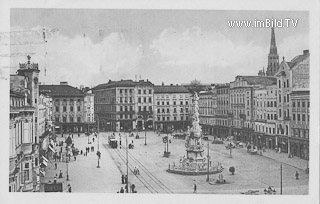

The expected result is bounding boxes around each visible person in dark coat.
[120,187,124,193]
[193,184,197,193]
[121,175,124,184]
[68,184,72,192]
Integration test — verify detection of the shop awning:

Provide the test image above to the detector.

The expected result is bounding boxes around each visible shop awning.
[49,145,56,153]
[41,160,47,167]
[42,156,48,163]
[39,169,46,176]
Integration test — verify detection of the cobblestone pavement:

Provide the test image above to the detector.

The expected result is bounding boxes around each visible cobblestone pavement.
[40,131,309,194]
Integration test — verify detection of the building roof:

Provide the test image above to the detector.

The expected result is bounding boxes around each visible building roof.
[154,85,189,94]
[289,50,309,68]
[240,76,277,86]
[93,79,154,90]
[39,85,84,97]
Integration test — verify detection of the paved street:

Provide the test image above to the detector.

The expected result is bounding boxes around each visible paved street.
[42,131,308,194]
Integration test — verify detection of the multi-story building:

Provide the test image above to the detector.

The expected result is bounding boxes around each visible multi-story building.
[215,84,230,139]
[252,84,277,149]
[84,90,95,126]
[275,50,310,155]
[199,89,216,135]
[93,79,154,131]
[9,55,41,192]
[153,84,191,131]
[39,82,92,134]
[229,75,276,144]
[290,91,309,159]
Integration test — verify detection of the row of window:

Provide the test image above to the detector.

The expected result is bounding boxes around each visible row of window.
[156,100,189,106]
[119,97,133,103]
[55,116,81,123]
[56,106,81,112]
[119,89,134,94]
[55,99,82,103]
[255,100,277,108]
[292,101,309,108]
[216,89,228,94]
[138,106,153,112]
[292,113,310,122]
[138,97,152,103]
[292,128,309,139]
[278,79,290,89]
[156,116,189,121]
[120,106,134,112]
[157,94,189,99]
[157,107,189,113]
[138,89,152,95]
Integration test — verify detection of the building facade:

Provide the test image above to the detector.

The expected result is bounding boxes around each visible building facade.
[154,84,192,131]
[9,56,41,192]
[199,89,216,135]
[93,79,154,132]
[229,75,276,145]
[40,82,91,134]
[214,84,230,139]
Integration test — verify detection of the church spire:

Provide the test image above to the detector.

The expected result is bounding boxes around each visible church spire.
[266,27,279,76]
[269,27,277,55]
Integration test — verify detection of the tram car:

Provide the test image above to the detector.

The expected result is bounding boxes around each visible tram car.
[108,136,118,148]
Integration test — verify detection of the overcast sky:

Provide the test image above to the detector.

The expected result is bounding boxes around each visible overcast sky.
[9,9,309,88]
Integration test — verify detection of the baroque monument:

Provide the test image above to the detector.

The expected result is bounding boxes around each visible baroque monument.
[167,93,223,175]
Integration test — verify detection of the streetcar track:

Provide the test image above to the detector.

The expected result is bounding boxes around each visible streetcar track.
[117,145,174,194]
[101,134,173,193]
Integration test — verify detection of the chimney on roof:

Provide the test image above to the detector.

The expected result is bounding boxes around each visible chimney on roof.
[108,80,111,83]
[135,75,137,82]
[80,85,84,90]
[162,82,164,86]
[170,84,173,86]
[303,50,309,55]
[60,82,68,85]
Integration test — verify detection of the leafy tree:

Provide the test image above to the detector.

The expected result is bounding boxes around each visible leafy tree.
[229,166,235,175]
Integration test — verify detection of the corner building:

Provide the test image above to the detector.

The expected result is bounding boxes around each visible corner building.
[93,79,154,132]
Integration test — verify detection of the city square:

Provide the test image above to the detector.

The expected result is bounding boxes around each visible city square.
[42,130,308,194]
[4,6,318,204]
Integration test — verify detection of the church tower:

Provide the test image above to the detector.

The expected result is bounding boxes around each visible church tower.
[266,27,279,76]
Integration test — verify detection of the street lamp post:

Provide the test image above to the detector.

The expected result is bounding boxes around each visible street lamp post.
[126,132,129,193]
[206,141,210,182]
[66,159,69,181]
[144,120,147,146]
[97,117,100,168]
[280,163,283,195]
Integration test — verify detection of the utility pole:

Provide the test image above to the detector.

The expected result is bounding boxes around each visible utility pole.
[206,141,210,182]
[280,163,283,195]
[126,133,129,193]
[144,120,147,145]
[97,117,100,168]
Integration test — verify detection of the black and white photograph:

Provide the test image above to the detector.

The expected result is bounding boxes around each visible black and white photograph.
[0,0,319,204]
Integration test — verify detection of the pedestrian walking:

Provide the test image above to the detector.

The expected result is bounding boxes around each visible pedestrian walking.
[295,171,299,180]
[125,175,128,184]
[68,184,72,193]
[59,170,63,178]
[121,175,124,184]
[78,133,80,137]
[55,162,57,170]
[193,184,197,193]
[74,156,76,161]
[131,184,136,193]
[125,184,128,193]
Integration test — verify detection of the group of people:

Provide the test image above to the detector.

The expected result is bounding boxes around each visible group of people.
[118,183,136,193]
[133,167,140,175]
